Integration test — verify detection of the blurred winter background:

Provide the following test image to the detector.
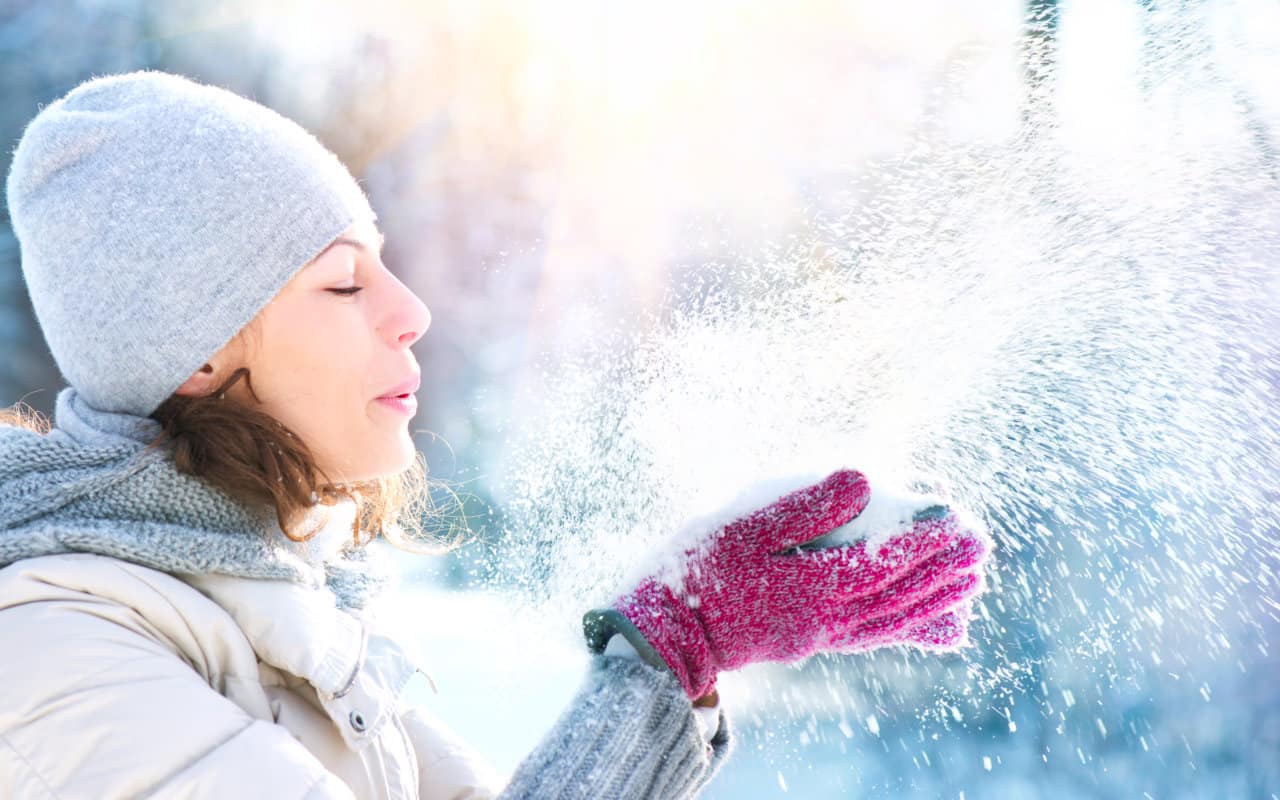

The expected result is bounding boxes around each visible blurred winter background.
[3,1,1278,797]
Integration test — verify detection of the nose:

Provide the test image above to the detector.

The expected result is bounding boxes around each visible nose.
[382,275,431,349]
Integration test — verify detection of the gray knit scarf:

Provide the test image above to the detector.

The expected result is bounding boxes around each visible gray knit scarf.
[0,387,389,610]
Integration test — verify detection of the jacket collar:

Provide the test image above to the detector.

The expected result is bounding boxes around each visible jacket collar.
[185,566,435,749]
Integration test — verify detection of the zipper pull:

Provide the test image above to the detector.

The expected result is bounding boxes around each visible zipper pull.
[416,667,439,695]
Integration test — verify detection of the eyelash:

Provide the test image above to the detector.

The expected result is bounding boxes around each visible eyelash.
[328,287,364,296]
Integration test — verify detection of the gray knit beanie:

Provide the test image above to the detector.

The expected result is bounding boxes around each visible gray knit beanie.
[5,70,376,417]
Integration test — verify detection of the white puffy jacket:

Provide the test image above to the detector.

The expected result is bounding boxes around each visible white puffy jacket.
[0,552,501,799]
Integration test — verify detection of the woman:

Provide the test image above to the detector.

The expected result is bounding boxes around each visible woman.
[0,71,990,799]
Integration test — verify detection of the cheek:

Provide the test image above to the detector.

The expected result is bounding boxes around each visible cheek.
[254,305,371,413]
[269,300,359,362]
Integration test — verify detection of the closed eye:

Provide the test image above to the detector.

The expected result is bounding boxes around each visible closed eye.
[328,287,364,296]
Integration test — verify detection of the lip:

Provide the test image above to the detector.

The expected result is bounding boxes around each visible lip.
[374,372,420,416]
[377,373,421,400]
[374,394,418,416]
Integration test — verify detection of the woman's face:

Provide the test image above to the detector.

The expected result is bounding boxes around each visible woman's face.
[182,220,430,483]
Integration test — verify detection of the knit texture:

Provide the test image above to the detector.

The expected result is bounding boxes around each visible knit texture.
[5,70,376,417]
[501,656,732,799]
[0,386,387,609]
[585,469,991,699]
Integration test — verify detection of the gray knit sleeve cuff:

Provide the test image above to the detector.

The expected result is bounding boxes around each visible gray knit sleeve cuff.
[500,655,735,799]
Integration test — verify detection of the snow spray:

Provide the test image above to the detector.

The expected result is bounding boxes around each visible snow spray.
[484,3,1278,791]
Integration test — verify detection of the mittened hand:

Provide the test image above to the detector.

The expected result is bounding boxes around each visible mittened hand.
[582,469,992,700]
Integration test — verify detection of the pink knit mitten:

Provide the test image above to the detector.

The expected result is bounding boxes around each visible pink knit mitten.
[583,469,990,699]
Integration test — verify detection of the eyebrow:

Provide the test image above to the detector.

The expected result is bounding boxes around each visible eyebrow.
[317,230,386,259]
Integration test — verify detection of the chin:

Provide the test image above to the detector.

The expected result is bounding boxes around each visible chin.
[372,438,418,480]
[332,437,417,484]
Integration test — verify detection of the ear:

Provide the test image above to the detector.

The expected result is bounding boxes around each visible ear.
[174,332,249,399]
[173,363,220,398]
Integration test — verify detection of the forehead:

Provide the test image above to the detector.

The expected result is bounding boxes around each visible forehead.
[340,219,384,247]
[308,221,385,266]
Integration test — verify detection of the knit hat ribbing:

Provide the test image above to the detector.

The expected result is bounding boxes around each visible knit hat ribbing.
[5,70,377,417]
